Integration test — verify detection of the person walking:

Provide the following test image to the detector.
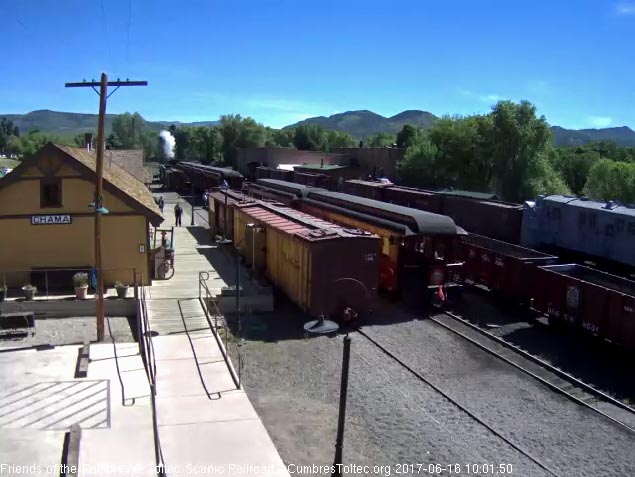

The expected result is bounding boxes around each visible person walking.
[158,196,164,214]
[174,202,183,227]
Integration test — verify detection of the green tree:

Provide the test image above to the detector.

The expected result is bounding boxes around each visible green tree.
[111,112,146,149]
[399,138,440,187]
[486,100,555,202]
[220,115,266,167]
[293,124,328,151]
[326,130,356,150]
[106,132,123,149]
[396,124,420,149]
[583,160,635,203]
[550,148,600,194]
[366,132,395,147]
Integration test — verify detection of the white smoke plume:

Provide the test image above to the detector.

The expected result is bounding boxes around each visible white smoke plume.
[159,130,176,159]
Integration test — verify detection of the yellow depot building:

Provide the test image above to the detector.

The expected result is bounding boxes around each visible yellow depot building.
[0,143,163,288]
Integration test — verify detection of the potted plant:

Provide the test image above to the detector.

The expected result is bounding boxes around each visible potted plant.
[73,272,89,299]
[115,282,129,299]
[22,284,37,301]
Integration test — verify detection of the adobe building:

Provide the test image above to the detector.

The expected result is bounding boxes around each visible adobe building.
[236,146,404,182]
[0,142,163,288]
[236,147,352,180]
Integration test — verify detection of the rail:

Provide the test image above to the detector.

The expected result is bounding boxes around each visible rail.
[431,311,635,433]
[198,271,242,389]
[136,283,166,477]
[0,267,138,301]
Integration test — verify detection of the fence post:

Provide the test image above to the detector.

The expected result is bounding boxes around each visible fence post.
[45,271,49,300]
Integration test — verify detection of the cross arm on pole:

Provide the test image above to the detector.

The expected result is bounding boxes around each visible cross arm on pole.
[65,80,148,88]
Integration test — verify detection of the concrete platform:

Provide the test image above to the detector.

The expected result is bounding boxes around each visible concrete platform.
[143,218,289,476]
[0,341,157,475]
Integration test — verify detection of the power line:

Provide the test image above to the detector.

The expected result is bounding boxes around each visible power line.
[126,0,132,62]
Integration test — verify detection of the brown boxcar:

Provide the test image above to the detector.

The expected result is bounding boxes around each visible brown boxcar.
[232,201,381,319]
[383,185,443,214]
[531,264,635,350]
[343,180,392,201]
[208,189,250,240]
[440,196,523,244]
[461,234,558,303]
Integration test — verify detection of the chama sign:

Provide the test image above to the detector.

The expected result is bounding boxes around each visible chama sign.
[31,215,72,225]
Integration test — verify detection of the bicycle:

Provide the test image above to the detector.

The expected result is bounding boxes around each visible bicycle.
[158,249,175,280]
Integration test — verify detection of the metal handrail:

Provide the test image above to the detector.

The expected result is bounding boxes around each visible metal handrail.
[198,271,242,388]
[135,282,166,477]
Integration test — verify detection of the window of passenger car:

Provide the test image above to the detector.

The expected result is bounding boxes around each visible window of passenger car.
[589,214,597,228]
[616,219,625,233]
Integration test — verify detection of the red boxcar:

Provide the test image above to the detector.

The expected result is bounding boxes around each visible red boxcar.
[461,234,558,303]
[531,264,635,351]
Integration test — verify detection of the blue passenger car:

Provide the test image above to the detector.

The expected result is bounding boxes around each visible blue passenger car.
[522,195,635,268]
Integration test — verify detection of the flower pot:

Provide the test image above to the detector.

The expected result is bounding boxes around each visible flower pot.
[116,286,129,299]
[74,285,89,300]
[22,286,36,301]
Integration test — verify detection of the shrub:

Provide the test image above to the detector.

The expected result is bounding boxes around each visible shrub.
[73,272,88,287]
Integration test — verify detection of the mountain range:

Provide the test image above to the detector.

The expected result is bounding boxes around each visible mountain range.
[0,110,219,138]
[288,110,635,147]
[3,109,635,147]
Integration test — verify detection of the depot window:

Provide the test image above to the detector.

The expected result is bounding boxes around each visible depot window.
[40,179,62,208]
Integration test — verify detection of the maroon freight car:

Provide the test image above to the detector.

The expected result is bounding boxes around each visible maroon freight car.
[531,264,635,350]
[461,234,558,303]
[294,171,330,189]
[342,180,392,201]
[384,185,443,214]
[441,196,524,244]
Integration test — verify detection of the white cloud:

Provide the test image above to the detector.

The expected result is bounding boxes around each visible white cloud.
[616,3,635,15]
[588,116,613,128]
[480,94,503,102]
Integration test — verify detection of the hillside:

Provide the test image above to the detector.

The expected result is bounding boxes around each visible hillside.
[3,109,635,147]
[551,126,635,147]
[285,109,437,137]
[0,110,219,137]
[288,110,635,146]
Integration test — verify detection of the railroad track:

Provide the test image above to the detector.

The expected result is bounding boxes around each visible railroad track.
[355,328,564,477]
[355,313,635,477]
[428,310,635,434]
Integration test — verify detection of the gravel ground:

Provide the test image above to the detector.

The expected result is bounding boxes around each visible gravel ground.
[452,290,635,405]
[0,316,136,348]
[230,297,634,477]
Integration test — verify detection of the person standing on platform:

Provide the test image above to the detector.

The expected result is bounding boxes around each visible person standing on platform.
[158,196,164,213]
[174,202,183,227]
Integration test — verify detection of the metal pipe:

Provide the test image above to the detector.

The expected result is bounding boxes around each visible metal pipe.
[235,246,241,340]
[331,335,351,477]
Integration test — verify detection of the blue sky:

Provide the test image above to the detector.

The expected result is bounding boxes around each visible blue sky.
[2,0,635,129]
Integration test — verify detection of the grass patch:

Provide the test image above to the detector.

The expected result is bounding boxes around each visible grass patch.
[0,158,20,169]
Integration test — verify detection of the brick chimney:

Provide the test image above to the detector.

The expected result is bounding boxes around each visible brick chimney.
[85,133,93,151]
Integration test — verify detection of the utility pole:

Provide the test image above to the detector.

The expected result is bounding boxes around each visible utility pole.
[66,74,148,341]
